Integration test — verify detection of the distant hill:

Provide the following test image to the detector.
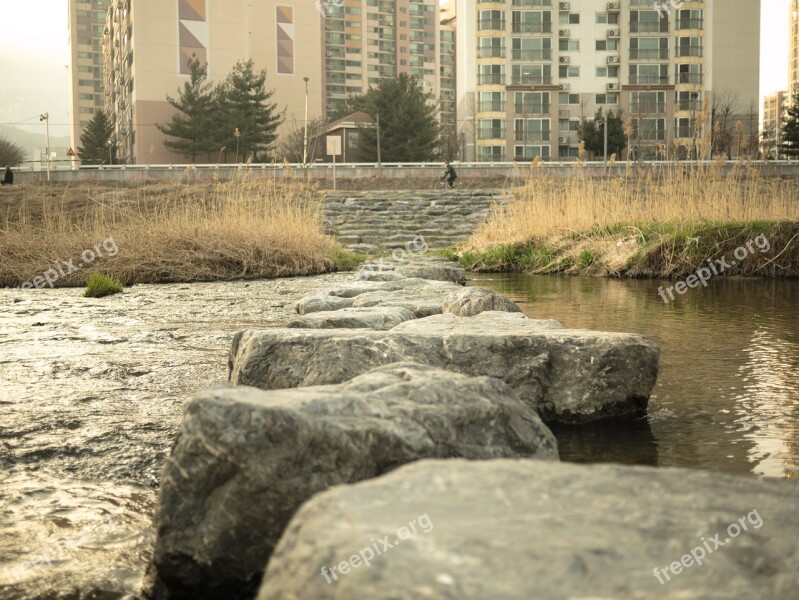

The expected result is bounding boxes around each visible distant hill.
[0,125,72,165]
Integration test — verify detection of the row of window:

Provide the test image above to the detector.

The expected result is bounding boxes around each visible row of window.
[477,90,703,112]
[476,8,701,27]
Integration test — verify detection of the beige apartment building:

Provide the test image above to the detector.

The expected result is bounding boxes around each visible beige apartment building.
[792,0,798,93]
[68,0,113,152]
[457,0,761,161]
[103,0,324,164]
[763,90,787,158]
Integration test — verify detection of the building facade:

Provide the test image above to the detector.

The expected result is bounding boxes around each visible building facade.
[456,0,761,162]
[791,0,798,94]
[763,90,787,158]
[102,0,324,164]
[68,0,113,152]
[321,0,443,121]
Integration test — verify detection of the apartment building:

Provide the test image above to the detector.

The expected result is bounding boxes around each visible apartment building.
[791,0,798,93]
[456,0,761,161]
[68,0,113,151]
[321,1,443,121]
[102,0,323,164]
[763,90,787,158]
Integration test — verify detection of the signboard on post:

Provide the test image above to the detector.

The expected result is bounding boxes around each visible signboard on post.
[326,136,342,190]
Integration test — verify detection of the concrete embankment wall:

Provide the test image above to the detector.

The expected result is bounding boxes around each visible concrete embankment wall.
[13,160,799,183]
[322,190,505,255]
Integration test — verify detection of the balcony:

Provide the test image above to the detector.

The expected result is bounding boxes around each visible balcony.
[478,47,507,58]
[512,22,552,33]
[511,0,552,6]
[676,45,703,57]
[629,21,670,33]
[478,127,507,140]
[478,73,506,85]
[514,103,551,115]
[629,48,670,60]
[510,75,553,85]
[479,101,506,112]
[676,18,704,30]
[512,49,553,61]
[629,102,667,114]
[676,72,703,84]
[515,131,551,142]
[677,99,702,111]
[478,19,506,31]
[628,75,670,85]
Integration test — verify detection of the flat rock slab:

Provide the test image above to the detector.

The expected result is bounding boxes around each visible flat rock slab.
[259,459,799,600]
[229,312,659,423]
[287,307,416,330]
[149,364,557,599]
[296,278,459,315]
[442,286,523,317]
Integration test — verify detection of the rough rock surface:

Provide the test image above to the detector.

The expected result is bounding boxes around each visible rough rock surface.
[287,306,416,330]
[442,286,523,317]
[295,278,460,316]
[229,311,659,423]
[259,459,799,600]
[150,365,557,599]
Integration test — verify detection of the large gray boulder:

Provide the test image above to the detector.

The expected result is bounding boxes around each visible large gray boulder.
[150,364,557,599]
[229,312,659,423]
[442,286,523,317]
[295,278,459,315]
[259,459,799,600]
[351,287,458,318]
[287,306,416,330]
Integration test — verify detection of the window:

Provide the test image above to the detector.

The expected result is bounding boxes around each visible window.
[478,146,505,161]
[479,119,506,140]
[675,117,695,138]
[558,39,580,51]
[595,40,618,51]
[558,13,580,25]
[630,91,665,114]
[478,37,505,58]
[559,65,580,78]
[511,64,551,85]
[479,91,506,112]
[676,90,702,111]
[596,12,619,24]
[676,62,702,84]
[479,64,505,85]
[630,10,669,33]
[514,145,551,160]
[512,37,551,60]
[629,64,669,85]
[558,92,580,105]
[676,9,703,30]
[515,91,551,114]
[511,10,552,34]
[514,118,551,142]
[676,36,703,57]
[629,37,669,60]
[596,94,618,105]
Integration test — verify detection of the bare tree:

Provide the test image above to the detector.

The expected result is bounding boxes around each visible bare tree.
[711,90,738,159]
[277,117,328,163]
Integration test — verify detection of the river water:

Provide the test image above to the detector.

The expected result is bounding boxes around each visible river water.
[1,272,797,598]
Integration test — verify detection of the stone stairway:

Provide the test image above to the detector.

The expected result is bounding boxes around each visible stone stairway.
[322,190,505,255]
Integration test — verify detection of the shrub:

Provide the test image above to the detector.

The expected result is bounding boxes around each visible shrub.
[84,272,124,298]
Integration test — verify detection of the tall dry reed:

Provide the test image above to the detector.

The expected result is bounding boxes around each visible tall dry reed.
[468,162,799,250]
[0,171,339,286]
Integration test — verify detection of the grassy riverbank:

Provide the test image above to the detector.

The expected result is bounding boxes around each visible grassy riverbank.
[0,175,361,288]
[455,163,799,278]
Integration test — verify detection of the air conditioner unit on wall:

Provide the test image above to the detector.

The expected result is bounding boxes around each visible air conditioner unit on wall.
[607,29,619,37]
[607,56,619,63]
[607,2,619,10]
[559,2,570,11]
[607,82,618,90]
[558,136,569,144]
[559,83,570,90]
[559,56,570,64]
[559,29,570,37]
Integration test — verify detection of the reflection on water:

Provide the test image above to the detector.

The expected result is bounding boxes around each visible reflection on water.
[470,274,799,479]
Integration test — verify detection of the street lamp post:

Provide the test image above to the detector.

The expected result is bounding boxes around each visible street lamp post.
[302,77,310,166]
[39,113,50,181]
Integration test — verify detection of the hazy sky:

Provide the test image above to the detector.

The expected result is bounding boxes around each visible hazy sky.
[0,0,792,142]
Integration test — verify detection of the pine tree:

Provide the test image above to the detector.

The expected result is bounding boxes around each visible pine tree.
[336,74,441,162]
[577,108,628,159]
[157,55,218,162]
[217,59,283,162]
[781,86,799,158]
[78,110,115,165]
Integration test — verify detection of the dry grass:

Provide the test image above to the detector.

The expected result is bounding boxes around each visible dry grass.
[467,161,799,251]
[0,172,344,287]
